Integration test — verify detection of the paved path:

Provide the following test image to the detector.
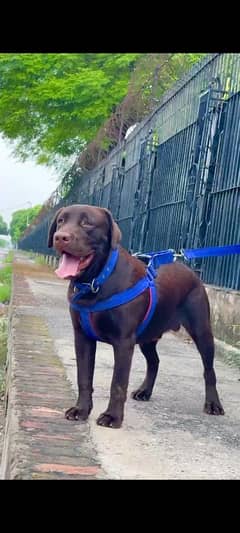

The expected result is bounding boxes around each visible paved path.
[1,253,240,479]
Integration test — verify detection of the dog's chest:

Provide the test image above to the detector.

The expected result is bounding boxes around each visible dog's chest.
[92,310,121,340]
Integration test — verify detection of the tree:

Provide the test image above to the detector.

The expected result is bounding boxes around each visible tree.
[78,53,206,169]
[9,205,42,243]
[0,53,206,178]
[0,214,8,235]
[0,54,142,172]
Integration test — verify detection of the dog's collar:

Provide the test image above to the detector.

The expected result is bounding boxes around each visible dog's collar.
[72,248,119,298]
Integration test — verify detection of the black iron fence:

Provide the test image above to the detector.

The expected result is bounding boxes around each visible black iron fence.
[19,53,240,290]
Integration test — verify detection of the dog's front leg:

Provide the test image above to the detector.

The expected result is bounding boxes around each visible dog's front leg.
[97,338,135,428]
[65,326,96,422]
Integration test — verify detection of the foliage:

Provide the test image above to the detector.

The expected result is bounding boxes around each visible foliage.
[0,263,12,304]
[0,238,8,248]
[0,53,142,171]
[0,214,8,235]
[0,316,8,377]
[3,250,14,263]
[129,53,206,102]
[0,264,12,285]
[0,255,13,387]
[35,255,47,266]
[0,283,11,304]
[79,53,206,169]
[9,205,42,243]
[0,53,206,178]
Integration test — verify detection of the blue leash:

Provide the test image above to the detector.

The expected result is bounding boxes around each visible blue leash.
[135,244,240,264]
[182,244,240,261]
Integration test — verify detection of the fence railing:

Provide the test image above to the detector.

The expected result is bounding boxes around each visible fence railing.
[19,53,240,290]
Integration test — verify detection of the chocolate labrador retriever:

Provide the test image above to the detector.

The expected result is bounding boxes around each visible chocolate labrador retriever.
[48,204,224,428]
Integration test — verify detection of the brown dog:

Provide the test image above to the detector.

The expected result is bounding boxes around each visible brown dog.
[48,204,224,428]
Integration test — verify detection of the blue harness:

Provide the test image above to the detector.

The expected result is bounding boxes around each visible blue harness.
[70,248,169,342]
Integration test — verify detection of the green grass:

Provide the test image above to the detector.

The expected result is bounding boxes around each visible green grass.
[0,265,12,286]
[0,285,11,303]
[0,317,7,395]
[0,252,13,394]
[3,250,14,263]
[19,250,36,259]
[35,255,46,265]
[0,238,8,248]
[0,318,7,362]
[0,256,13,304]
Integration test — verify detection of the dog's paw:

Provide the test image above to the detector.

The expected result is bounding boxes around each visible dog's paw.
[65,406,89,421]
[131,388,151,401]
[96,412,122,428]
[204,401,225,415]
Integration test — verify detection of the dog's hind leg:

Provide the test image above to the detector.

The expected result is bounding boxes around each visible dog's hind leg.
[132,341,159,401]
[181,287,224,415]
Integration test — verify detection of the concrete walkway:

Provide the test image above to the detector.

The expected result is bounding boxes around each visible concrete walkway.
[1,253,240,479]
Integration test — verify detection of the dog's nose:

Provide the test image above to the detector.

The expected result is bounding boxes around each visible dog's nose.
[54,231,72,245]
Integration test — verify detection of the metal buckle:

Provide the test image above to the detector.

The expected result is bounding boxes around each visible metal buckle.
[147,264,157,279]
[73,282,92,295]
[91,279,100,293]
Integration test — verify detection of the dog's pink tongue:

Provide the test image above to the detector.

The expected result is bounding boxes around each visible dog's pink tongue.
[55,253,80,279]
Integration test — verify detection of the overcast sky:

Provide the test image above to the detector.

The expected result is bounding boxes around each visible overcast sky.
[0,136,58,225]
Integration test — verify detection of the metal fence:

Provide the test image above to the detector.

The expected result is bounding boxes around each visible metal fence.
[19,53,240,290]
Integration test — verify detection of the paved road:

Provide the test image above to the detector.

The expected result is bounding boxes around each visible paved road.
[23,255,240,480]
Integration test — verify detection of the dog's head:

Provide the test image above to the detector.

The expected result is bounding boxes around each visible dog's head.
[48,204,122,279]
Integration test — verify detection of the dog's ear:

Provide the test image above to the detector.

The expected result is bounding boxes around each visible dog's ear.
[102,208,122,249]
[47,208,63,248]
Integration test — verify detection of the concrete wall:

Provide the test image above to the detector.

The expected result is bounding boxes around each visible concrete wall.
[206,286,240,367]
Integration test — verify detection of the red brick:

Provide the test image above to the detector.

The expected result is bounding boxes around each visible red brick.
[21,420,46,430]
[31,407,63,417]
[35,463,100,476]
[33,433,74,441]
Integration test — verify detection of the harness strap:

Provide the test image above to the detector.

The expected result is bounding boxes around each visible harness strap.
[71,275,153,314]
[136,284,157,337]
[71,283,157,342]
[77,308,100,342]
[70,249,163,341]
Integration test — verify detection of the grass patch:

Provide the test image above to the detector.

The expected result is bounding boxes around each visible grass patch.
[0,285,11,303]
[0,238,8,248]
[35,255,47,265]
[3,250,14,263]
[19,250,36,259]
[0,265,12,286]
[0,253,13,394]
[0,317,7,395]
[0,254,13,304]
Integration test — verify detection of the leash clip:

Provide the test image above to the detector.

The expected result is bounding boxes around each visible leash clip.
[91,278,100,293]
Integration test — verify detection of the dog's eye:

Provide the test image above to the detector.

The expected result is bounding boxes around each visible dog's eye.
[81,220,92,228]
